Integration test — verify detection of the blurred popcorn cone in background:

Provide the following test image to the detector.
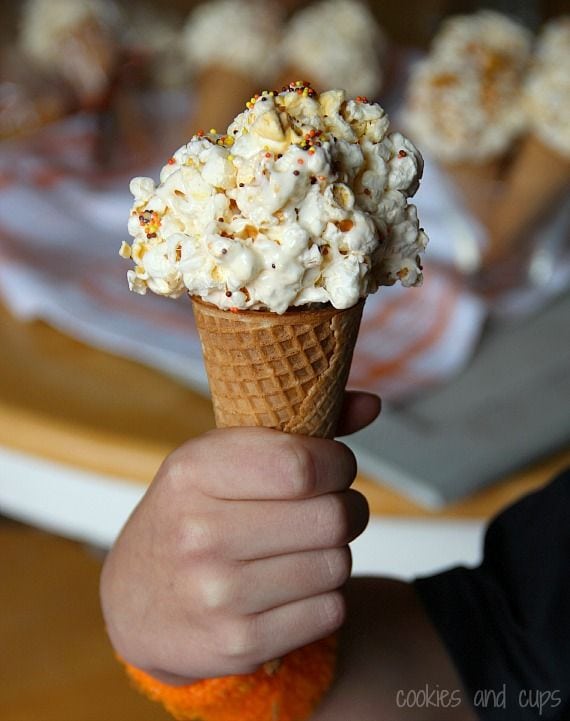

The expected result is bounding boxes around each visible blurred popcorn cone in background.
[19,0,123,111]
[485,17,570,266]
[181,0,282,135]
[403,11,532,230]
[276,0,386,101]
[91,52,154,168]
[485,135,570,266]
[55,15,118,110]
[0,45,75,140]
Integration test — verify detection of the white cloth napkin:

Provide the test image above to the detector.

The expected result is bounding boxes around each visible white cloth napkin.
[0,111,552,403]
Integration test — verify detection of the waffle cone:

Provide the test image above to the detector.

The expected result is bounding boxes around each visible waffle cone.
[191,298,365,439]
[189,65,259,139]
[485,134,570,264]
[442,158,504,226]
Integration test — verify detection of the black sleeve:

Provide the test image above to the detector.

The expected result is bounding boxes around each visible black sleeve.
[413,468,570,721]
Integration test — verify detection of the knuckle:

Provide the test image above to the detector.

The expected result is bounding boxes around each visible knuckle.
[156,451,183,490]
[157,443,199,494]
[277,438,317,497]
[196,569,232,612]
[160,433,219,493]
[179,517,219,558]
[221,616,259,662]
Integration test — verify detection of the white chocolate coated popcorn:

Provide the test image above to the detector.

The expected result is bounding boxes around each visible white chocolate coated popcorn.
[279,0,386,99]
[125,84,427,314]
[404,11,532,163]
[525,17,570,157]
[181,0,282,83]
[431,11,531,72]
[20,0,120,64]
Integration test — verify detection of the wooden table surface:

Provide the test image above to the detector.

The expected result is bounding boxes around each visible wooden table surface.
[0,520,170,721]
[1,303,569,520]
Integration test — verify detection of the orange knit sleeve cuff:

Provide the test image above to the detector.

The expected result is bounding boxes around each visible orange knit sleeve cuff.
[122,635,337,721]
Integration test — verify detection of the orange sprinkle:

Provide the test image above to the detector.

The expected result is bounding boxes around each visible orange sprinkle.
[167,157,176,165]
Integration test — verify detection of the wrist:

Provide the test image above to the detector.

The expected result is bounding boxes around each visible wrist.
[121,635,338,721]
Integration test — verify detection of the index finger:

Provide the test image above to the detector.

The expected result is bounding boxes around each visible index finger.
[171,427,357,501]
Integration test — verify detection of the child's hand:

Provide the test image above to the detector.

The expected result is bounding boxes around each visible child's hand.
[100,392,380,683]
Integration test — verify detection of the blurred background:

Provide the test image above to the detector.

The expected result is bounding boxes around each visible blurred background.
[1,1,569,719]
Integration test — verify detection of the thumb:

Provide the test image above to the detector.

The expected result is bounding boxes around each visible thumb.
[335,391,381,437]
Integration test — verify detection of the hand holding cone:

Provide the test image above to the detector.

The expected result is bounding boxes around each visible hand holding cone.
[121,82,428,720]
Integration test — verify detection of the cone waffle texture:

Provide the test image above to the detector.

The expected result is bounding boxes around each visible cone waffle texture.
[192,298,365,439]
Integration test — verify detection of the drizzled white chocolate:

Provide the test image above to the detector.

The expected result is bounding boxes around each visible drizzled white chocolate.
[124,84,427,314]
